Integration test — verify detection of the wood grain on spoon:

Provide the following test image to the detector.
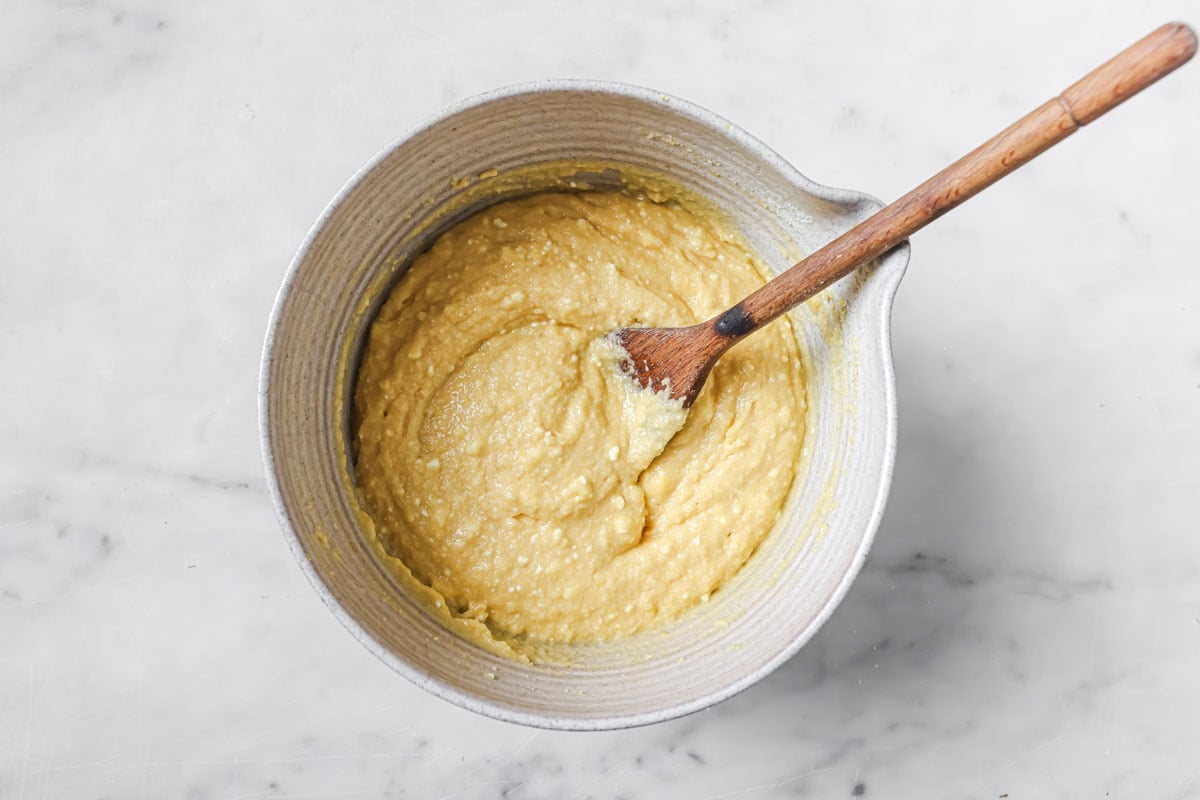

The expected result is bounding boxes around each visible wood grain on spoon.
[616,22,1197,406]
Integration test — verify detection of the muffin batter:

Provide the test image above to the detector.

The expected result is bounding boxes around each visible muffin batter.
[354,189,805,645]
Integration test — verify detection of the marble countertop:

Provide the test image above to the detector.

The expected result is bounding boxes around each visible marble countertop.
[3,1,1199,797]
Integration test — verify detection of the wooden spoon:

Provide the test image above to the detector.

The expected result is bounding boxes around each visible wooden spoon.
[616,22,1197,406]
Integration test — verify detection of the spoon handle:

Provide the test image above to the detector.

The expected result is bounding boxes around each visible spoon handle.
[718,22,1196,338]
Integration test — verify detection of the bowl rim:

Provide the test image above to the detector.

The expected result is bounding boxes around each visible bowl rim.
[259,78,910,730]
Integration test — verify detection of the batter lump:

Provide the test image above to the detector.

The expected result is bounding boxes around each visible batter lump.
[354,189,805,646]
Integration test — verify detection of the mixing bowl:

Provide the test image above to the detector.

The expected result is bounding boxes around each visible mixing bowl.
[259,80,909,729]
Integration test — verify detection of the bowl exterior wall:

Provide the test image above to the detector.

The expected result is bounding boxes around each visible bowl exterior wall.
[260,81,908,729]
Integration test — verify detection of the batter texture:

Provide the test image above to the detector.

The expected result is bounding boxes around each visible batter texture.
[354,189,805,645]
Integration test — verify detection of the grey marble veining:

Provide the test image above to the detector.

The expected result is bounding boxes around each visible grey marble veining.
[2,0,1198,797]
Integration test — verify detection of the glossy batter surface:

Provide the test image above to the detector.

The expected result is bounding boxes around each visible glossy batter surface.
[355,190,804,644]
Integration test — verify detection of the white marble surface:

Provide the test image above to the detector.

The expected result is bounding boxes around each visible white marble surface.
[2,0,1199,796]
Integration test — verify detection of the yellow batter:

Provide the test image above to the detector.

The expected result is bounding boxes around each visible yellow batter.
[354,189,805,646]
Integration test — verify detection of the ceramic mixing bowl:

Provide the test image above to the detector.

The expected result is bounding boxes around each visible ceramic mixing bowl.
[259,80,909,730]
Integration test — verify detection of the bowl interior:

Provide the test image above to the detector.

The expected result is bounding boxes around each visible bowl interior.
[261,82,908,729]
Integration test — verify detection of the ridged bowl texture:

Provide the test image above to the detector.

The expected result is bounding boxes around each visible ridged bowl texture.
[260,81,909,730]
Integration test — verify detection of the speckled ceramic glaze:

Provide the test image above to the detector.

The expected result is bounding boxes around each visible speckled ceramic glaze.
[259,81,909,730]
